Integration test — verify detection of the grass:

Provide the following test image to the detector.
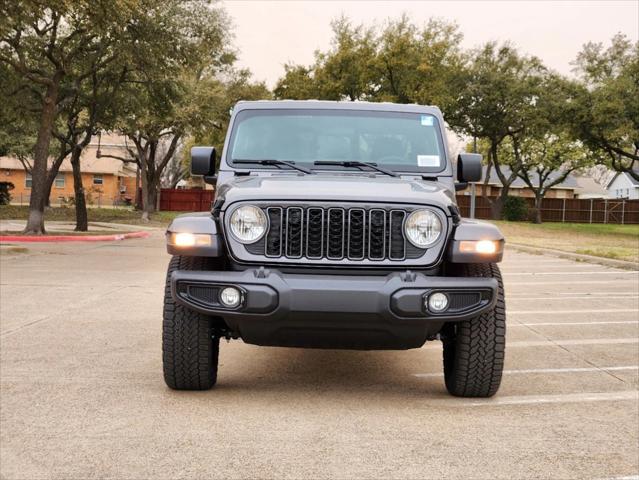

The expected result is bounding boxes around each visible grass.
[0,205,181,228]
[492,220,639,263]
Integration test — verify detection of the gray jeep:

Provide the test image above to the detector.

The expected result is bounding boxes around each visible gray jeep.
[163,100,505,397]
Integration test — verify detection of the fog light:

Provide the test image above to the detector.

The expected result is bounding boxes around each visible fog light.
[427,292,449,312]
[219,287,241,308]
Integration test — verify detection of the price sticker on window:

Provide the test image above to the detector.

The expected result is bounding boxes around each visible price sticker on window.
[417,155,440,167]
[420,115,434,126]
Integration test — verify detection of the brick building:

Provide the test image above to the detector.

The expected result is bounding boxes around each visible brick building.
[0,133,138,206]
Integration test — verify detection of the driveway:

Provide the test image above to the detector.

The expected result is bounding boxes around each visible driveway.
[1,233,637,479]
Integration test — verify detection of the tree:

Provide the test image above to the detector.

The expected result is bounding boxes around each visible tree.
[273,16,464,107]
[571,34,639,180]
[180,69,271,184]
[273,64,318,100]
[54,63,128,230]
[509,133,592,223]
[313,17,377,101]
[98,1,237,220]
[0,1,138,233]
[375,16,464,107]
[0,62,38,161]
[447,43,546,218]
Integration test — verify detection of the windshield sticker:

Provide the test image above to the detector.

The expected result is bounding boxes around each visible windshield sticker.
[420,115,434,126]
[417,155,440,167]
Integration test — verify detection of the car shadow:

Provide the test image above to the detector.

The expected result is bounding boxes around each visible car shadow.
[168,344,450,400]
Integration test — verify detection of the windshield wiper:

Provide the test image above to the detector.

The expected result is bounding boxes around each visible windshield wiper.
[313,160,399,178]
[232,159,314,175]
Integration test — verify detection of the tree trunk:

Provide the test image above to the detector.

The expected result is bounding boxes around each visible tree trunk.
[493,186,512,220]
[134,165,141,210]
[144,185,157,217]
[533,194,543,224]
[24,81,60,234]
[70,147,88,231]
[140,157,151,221]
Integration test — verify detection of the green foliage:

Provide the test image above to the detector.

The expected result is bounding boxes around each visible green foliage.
[273,15,463,107]
[0,181,14,205]
[502,196,528,221]
[570,34,639,179]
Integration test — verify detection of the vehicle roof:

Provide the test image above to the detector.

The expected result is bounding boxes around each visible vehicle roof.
[233,100,443,115]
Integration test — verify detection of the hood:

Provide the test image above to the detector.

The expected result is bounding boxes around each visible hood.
[216,173,455,212]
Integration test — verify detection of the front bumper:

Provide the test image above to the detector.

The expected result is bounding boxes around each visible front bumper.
[171,268,497,350]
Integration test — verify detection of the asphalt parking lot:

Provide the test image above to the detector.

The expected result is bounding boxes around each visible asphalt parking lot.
[1,231,638,479]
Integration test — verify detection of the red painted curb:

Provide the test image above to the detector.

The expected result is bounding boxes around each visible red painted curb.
[0,231,152,243]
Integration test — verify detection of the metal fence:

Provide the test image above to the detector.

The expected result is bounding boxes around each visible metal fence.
[456,195,639,224]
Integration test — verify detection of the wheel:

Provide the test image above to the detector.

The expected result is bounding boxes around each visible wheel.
[162,255,220,390]
[442,263,506,398]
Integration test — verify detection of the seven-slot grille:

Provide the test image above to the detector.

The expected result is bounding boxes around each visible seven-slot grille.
[255,206,418,261]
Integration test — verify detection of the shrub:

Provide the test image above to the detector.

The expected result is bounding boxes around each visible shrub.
[0,181,15,205]
[502,195,528,221]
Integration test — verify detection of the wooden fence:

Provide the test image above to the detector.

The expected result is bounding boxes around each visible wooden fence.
[456,195,639,224]
[159,188,639,224]
[160,188,214,212]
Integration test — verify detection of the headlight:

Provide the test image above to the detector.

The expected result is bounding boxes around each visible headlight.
[229,205,267,244]
[404,209,442,248]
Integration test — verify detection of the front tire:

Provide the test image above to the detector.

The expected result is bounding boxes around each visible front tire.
[442,263,506,397]
[162,256,220,390]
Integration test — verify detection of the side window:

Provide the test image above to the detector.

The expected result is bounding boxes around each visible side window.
[54,173,65,188]
[93,174,103,185]
[25,173,32,188]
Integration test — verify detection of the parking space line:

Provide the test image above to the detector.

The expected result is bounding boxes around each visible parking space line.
[507,280,638,286]
[509,309,638,314]
[507,338,639,347]
[510,321,639,326]
[453,391,638,407]
[508,296,639,301]
[503,271,638,276]
[508,293,638,297]
[413,366,639,378]
[423,338,638,349]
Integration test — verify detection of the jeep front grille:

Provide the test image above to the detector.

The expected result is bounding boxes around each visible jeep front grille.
[247,206,423,261]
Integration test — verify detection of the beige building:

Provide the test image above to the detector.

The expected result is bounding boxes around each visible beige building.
[0,133,139,206]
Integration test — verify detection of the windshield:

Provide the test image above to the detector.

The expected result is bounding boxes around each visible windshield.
[227,109,446,173]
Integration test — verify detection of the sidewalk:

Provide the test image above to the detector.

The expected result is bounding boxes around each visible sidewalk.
[0,219,159,233]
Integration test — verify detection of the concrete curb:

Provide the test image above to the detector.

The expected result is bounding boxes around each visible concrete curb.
[507,243,639,271]
[0,231,151,243]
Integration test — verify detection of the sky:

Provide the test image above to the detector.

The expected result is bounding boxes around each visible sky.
[223,0,639,87]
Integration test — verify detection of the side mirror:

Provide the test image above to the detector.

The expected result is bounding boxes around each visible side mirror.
[191,146,216,177]
[457,153,482,183]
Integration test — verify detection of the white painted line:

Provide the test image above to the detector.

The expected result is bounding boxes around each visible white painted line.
[506,292,639,297]
[509,309,638,314]
[507,280,638,286]
[455,390,638,407]
[508,338,639,347]
[423,338,638,349]
[413,365,639,378]
[503,271,638,276]
[506,293,639,301]
[510,321,639,326]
